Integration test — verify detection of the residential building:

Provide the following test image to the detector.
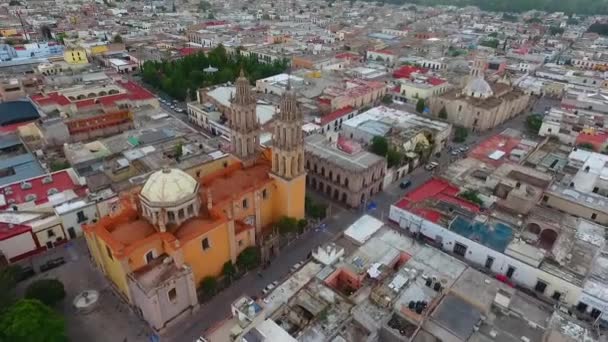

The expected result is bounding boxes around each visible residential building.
[319,79,387,111]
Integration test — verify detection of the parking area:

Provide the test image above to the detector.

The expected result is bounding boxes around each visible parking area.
[15,239,152,342]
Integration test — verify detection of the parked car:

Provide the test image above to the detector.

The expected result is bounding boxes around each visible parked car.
[425,162,439,171]
[196,336,209,342]
[290,261,304,273]
[399,180,412,189]
[39,257,65,273]
[262,282,278,295]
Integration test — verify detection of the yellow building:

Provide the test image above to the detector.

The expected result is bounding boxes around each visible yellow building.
[83,72,306,332]
[64,48,88,64]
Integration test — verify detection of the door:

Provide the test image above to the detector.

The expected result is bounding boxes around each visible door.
[67,227,76,239]
[506,266,516,278]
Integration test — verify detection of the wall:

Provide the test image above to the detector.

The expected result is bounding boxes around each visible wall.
[182,222,231,285]
[270,174,306,221]
[0,231,36,260]
[60,203,99,238]
[95,236,132,301]
[389,205,583,306]
[184,155,236,181]
[33,223,66,249]
[544,192,608,225]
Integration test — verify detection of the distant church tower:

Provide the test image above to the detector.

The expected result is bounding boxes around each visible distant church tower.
[269,82,306,220]
[272,83,305,179]
[230,70,259,167]
[470,55,487,79]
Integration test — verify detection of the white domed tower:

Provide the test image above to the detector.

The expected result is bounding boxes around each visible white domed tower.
[139,168,200,232]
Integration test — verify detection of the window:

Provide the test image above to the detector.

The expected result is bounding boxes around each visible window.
[76,211,87,223]
[552,291,562,301]
[145,250,155,264]
[106,245,113,260]
[202,237,210,250]
[592,213,597,220]
[242,198,248,209]
[534,280,547,294]
[542,195,548,202]
[168,288,177,302]
[506,266,516,278]
[577,302,588,313]
[485,256,494,269]
[453,242,467,257]
[238,240,243,246]
[262,189,268,199]
[591,308,602,319]
[47,230,55,238]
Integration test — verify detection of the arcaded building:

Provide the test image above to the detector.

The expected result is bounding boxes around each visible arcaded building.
[83,71,306,332]
[428,57,530,132]
[305,133,386,208]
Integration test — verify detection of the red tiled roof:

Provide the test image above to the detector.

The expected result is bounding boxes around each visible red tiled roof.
[31,92,71,107]
[576,132,608,151]
[0,169,87,210]
[320,106,355,125]
[427,77,446,86]
[394,178,480,213]
[116,80,155,101]
[178,47,202,57]
[393,65,427,79]
[370,49,394,55]
[335,52,360,60]
[468,134,522,167]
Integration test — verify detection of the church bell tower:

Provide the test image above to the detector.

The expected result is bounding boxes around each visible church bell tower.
[270,82,306,220]
[230,70,259,167]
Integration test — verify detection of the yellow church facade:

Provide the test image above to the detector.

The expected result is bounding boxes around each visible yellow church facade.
[83,72,306,331]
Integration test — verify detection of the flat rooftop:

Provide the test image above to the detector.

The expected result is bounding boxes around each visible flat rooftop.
[305,134,384,172]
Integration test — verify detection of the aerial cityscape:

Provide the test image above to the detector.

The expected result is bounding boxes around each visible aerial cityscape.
[2,0,608,341]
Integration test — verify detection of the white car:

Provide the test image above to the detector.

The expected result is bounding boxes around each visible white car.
[290,261,304,273]
[425,162,439,171]
[262,283,276,295]
[196,337,208,342]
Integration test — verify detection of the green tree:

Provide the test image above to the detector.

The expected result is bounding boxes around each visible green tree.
[488,32,498,38]
[50,160,70,172]
[174,143,183,160]
[381,94,393,104]
[479,38,499,49]
[199,276,217,298]
[416,98,425,113]
[221,261,237,282]
[549,26,565,35]
[207,12,215,19]
[438,106,448,119]
[370,136,389,156]
[567,17,579,25]
[386,148,403,168]
[236,246,260,270]
[526,114,543,133]
[459,189,483,206]
[0,265,20,312]
[0,299,67,342]
[25,279,66,307]
[198,0,211,11]
[305,196,326,219]
[8,0,21,5]
[453,126,468,143]
[112,34,123,43]
[578,142,595,151]
[277,216,298,235]
[297,219,308,232]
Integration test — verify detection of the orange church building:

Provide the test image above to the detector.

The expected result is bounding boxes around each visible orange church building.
[83,72,306,331]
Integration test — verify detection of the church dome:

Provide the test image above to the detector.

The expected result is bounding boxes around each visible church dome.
[140,168,198,205]
[463,77,494,99]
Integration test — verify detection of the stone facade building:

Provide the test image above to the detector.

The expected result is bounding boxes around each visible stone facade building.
[305,133,386,208]
[428,57,530,132]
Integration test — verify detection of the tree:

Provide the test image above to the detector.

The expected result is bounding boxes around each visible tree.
[549,26,565,35]
[0,265,20,312]
[297,219,308,233]
[479,38,499,49]
[577,142,595,151]
[50,160,70,172]
[174,143,183,160]
[277,216,298,235]
[221,261,237,282]
[112,34,123,44]
[207,12,215,19]
[305,196,326,219]
[458,189,483,206]
[25,279,66,307]
[199,276,217,298]
[526,114,543,133]
[567,17,579,25]
[198,0,211,11]
[488,32,498,38]
[416,98,425,113]
[438,107,448,119]
[381,94,393,105]
[370,136,389,156]
[386,148,403,168]
[453,126,468,143]
[8,0,21,5]
[236,246,260,270]
[0,299,67,342]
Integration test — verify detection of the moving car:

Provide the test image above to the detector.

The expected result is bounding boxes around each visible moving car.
[399,180,412,189]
